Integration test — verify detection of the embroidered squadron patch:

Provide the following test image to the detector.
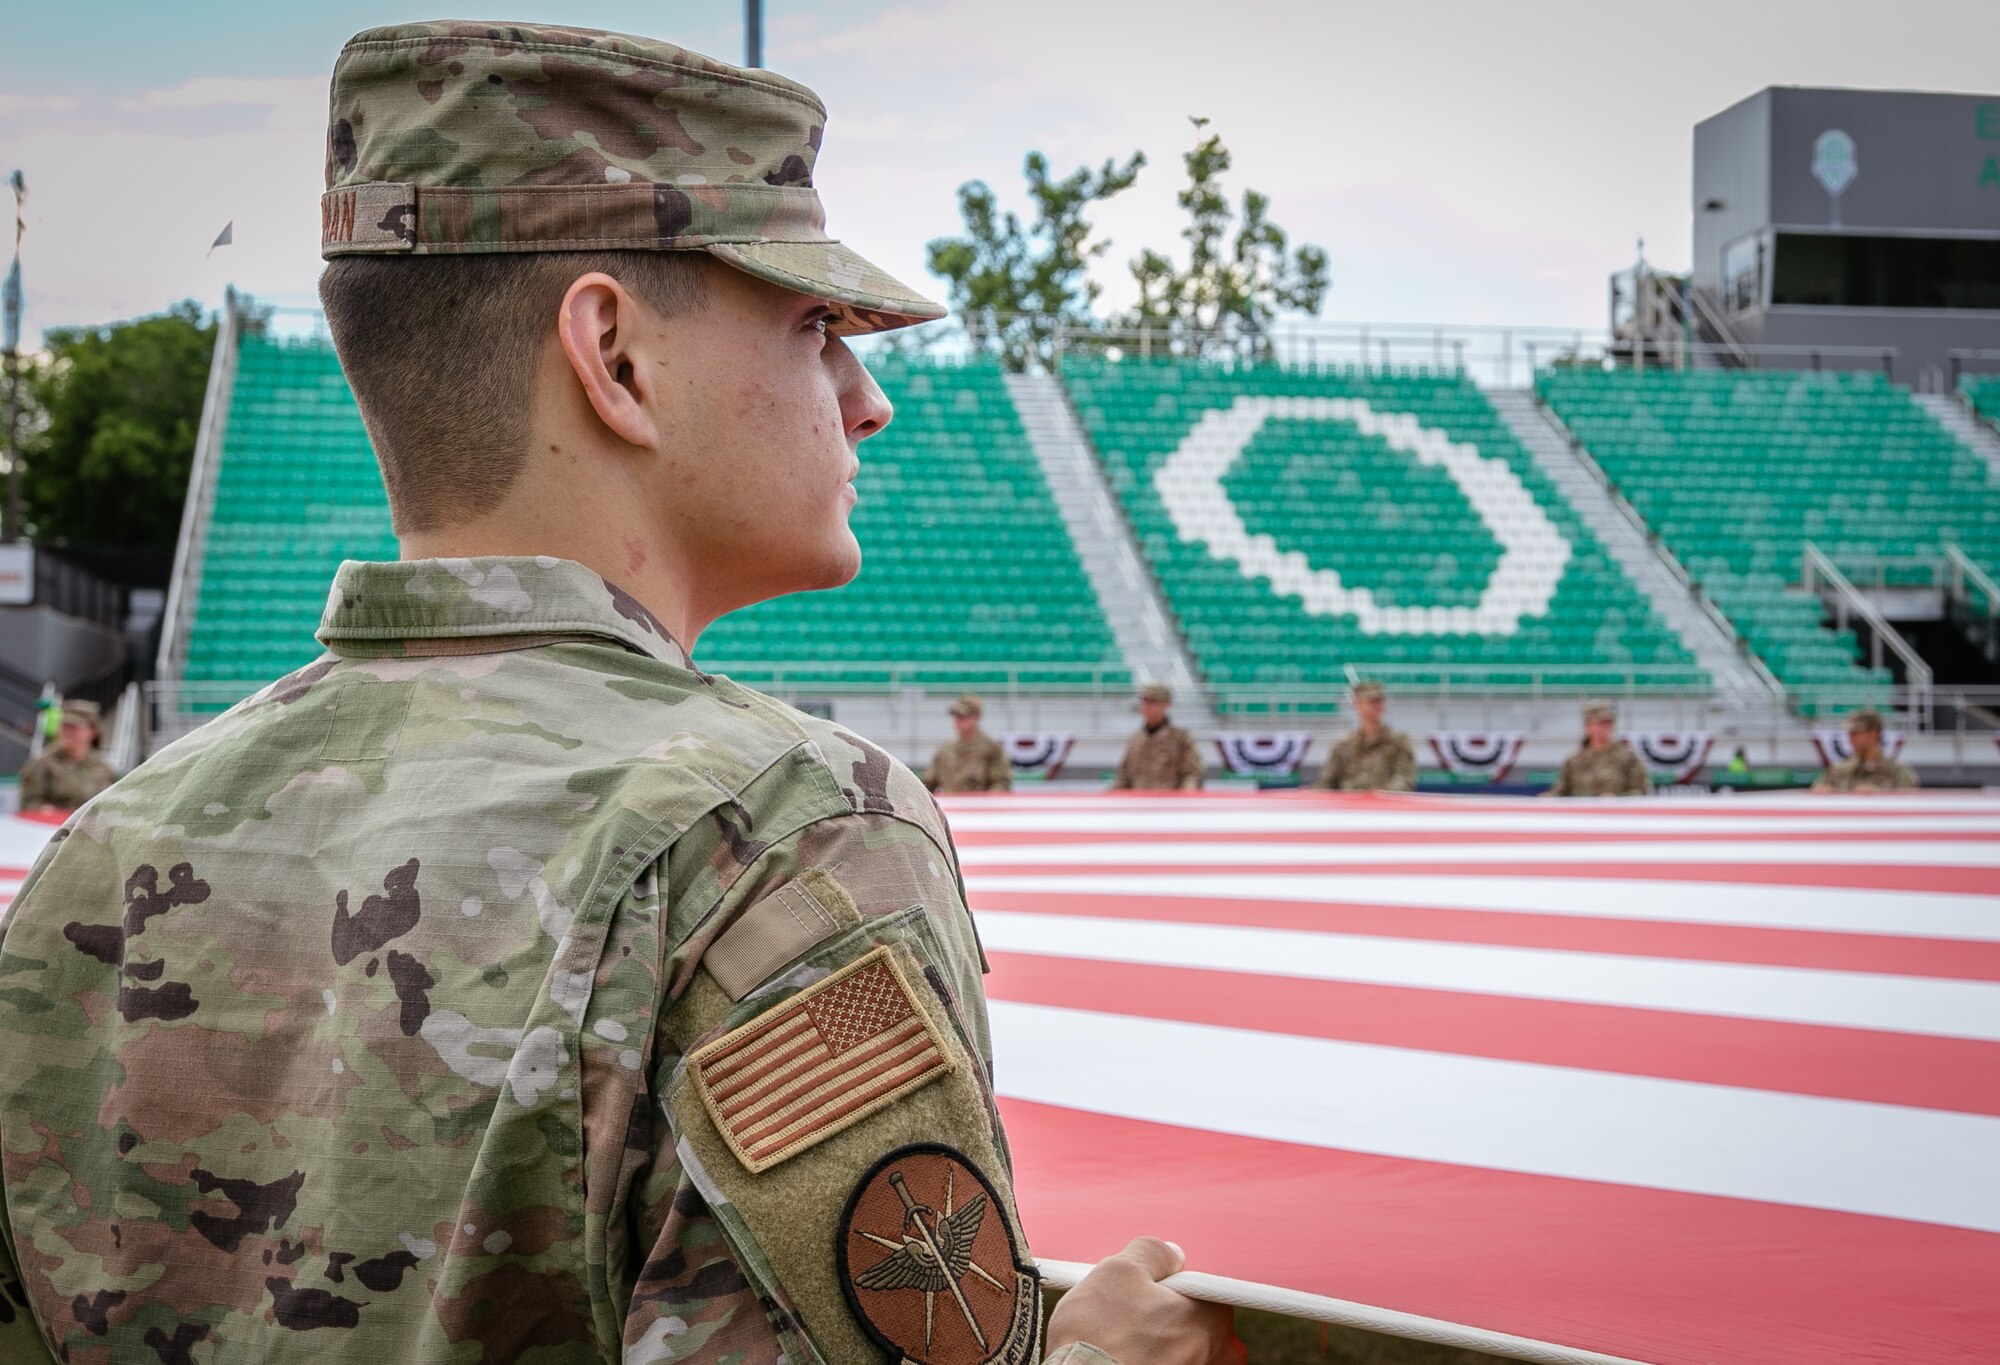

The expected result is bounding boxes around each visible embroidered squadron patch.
[838,1144,1041,1365]
[691,947,955,1173]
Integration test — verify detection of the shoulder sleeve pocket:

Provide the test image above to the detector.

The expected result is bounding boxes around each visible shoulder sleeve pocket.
[667,905,1041,1365]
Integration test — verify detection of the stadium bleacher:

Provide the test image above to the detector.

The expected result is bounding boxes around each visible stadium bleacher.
[186,338,1122,701]
[1060,356,1702,709]
[698,355,1122,686]
[1538,368,2000,704]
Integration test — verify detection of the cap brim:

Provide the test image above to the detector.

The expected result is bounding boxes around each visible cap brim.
[706,240,945,336]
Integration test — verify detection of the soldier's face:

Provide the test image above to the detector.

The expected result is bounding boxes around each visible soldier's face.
[644,268,892,612]
[1356,695,1385,727]
[1849,726,1880,759]
[57,720,92,759]
[1138,699,1169,726]
[952,713,979,740]
[1585,717,1615,745]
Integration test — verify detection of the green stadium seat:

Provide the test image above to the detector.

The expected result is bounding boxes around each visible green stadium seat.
[185,338,1124,703]
[1061,357,1702,713]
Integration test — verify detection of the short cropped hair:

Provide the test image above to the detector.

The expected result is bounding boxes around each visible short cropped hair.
[1846,708,1885,734]
[318,252,710,533]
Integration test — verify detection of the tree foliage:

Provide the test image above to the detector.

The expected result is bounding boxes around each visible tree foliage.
[1124,118,1330,356]
[20,300,214,547]
[925,150,1145,370]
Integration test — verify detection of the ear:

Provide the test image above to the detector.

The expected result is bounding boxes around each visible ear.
[555,272,661,450]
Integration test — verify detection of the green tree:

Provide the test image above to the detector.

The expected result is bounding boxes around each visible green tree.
[1125,118,1330,357]
[925,149,1145,370]
[22,300,214,546]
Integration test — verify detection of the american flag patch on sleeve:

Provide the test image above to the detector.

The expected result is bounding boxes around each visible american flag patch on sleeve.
[692,946,957,1173]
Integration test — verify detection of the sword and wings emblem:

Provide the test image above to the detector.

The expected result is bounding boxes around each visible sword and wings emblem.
[854,1189,989,1291]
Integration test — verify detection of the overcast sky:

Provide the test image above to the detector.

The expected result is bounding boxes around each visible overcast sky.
[2,0,1996,346]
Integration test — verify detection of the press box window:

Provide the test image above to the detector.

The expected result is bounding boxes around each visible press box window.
[1769,232,2000,310]
[1723,235,1763,312]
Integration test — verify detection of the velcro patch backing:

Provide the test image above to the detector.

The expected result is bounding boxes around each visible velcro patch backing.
[692,947,954,1173]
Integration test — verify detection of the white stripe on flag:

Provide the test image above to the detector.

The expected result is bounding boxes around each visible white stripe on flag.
[971,911,2000,1041]
[988,1001,2000,1233]
[958,839,2000,868]
[968,873,2000,942]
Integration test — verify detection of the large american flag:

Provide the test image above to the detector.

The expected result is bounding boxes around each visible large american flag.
[942,791,2000,1365]
[7,793,1995,1363]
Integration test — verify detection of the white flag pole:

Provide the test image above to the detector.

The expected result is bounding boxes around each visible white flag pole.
[1035,1259,1656,1365]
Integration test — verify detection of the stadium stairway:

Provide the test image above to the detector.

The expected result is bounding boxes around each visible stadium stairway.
[1919,390,2000,480]
[1486,388,1780,707]
[1003,371,1208,717]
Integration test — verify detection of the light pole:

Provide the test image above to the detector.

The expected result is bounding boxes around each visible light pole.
[745,0,762,67]
[2,169,25,544]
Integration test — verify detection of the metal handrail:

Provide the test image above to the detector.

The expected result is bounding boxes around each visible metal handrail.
[1801,543,1934,727]
[1945,545,2000,621]
[156,288,240,685]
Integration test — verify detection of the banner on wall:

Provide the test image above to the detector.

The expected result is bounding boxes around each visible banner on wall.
[1811,729,1906,765]
[1427,732,1526,782]
[1625,731,1716,784]
[1002,733,1076,780]
[1214,733,1314,778]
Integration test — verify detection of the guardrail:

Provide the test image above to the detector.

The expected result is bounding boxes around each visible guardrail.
[1802,543,1934,727]
[156,287,241,686]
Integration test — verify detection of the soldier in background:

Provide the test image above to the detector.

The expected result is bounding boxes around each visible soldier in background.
[1547,700,1651,797]
[1314,681,1417,792]
[1813,708,1919,792]
[923,693,1011,793]
[16,700,117,814]
[1112,682,1204,791]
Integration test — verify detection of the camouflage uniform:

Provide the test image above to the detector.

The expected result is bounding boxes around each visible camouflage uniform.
[1813,754,1919,792]
[0,558,1086,1363]
[1313,728,1417,793]
[1549,742,1652,797]
[1111,725,1204,791]
[924,735,1012,794]
[0,21,1106,1364]
[16,746,118,815]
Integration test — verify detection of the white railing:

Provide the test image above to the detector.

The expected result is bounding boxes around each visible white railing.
[1801,544,1934,727]
[156,288,241,685]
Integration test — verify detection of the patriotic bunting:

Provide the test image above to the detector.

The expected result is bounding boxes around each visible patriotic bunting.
[1810,729,1906,765]
[1214,732,1313,777]
[1427,732,1526,781]
[1625,731,1715,783]
[1001,733,1075,780]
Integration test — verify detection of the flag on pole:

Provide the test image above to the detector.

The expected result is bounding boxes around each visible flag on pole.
[208,221,234,257]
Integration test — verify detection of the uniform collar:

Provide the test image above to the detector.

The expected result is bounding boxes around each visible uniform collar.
[316,556,692,670]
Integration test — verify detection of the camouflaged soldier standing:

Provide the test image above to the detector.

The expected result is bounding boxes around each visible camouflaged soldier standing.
[1812,709,1920,793]
[1547,701,1652,797]
[0,23,1238,1365]
[1312,682,1417,793]
[14,700,118,814]
[1110,684,1203,791]
[923,695,1012,794]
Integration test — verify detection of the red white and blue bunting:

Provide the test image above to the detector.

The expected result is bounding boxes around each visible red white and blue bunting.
[1002,733,1076,779]
[1810,729,1906,766]
[1427,732,1526,782]
[1214,732,1314,777]
[1624,731,1715,784]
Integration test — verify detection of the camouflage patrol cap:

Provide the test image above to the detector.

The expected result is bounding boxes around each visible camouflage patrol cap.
[1138,683,1173,704]
[948,693,983,718]
[1582,700,1617,724]
[1351,680,1385,702]
[1846,707,1885,733]
[321,21,944,334]
[59,699,103,729]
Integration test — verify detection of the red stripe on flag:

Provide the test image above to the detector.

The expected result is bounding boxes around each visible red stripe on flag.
[969,860,1998,894]
[969,891,2000,982]
[984,952,2000,1115]
[1001,1099,2000,1365]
